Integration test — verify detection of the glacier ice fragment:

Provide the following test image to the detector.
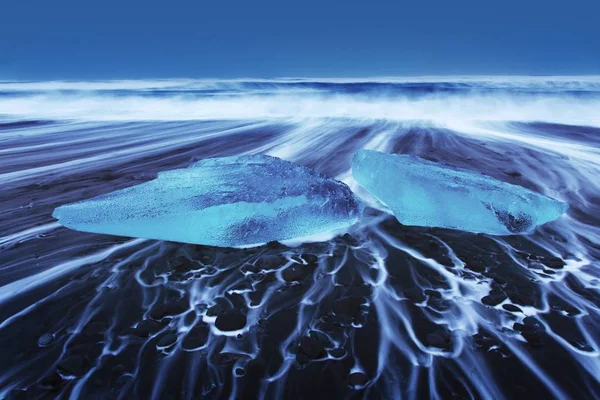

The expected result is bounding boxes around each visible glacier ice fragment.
[53,155,363,246]
[352,150,568,235]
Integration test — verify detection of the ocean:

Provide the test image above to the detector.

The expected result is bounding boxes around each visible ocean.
[0,77,599,399]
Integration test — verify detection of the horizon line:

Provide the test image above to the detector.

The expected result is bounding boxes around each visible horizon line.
[2,74,600,86]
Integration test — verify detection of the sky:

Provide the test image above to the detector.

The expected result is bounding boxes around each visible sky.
[1,0,599,80]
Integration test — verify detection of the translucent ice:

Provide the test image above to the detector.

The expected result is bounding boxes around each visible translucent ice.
[352,150,568,235]
[53,155,363,247]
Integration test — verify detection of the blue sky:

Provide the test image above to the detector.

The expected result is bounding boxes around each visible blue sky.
[1,0,599,79]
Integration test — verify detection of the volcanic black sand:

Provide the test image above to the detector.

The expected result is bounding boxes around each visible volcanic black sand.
[1,79,600,399]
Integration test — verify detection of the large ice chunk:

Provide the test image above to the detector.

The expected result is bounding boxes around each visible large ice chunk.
[352,150,568,235]
[53,155,363,246]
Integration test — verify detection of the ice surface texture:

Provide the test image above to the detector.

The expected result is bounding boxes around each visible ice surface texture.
[53,155,363,247]
[352,150,568,235]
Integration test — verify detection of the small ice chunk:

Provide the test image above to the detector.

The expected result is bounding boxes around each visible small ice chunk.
[352,150,568,235]
[53,155,363,247]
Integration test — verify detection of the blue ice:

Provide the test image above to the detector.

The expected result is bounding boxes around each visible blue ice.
[352,150,568,235]
[53,155,363,247]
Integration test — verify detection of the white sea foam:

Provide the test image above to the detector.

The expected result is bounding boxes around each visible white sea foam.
[0,91,599,128]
